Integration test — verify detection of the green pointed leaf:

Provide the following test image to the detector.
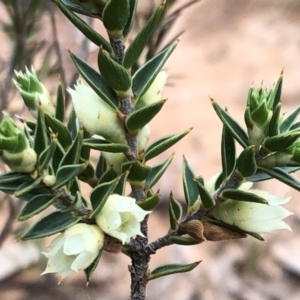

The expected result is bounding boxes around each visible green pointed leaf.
[34,108,48,156]
[114,170,129,195]
[221,125,236,178]
[194,177,215,209]
[272,72,283,109]
[258,166,300,192]
[98,48,132,93]
[52,143,65,174]
[67,107,77,133]
[169,194,183,231]
[55,81,65,122]
[70,53,118,109]
[102,0,130,33]
[126,100,166,131]
[84,247,104,283]
[268,102,281,136]
[237,145,257,177]
[122,0,137,37]
[96,154,107,179]
[168,236,201,246]
[0,172,28,183]
[90,178,119,217]
[0,177,34,194]
[221,189,268,204]
[145,128,191,161]
[123,1,165,69]
[44,113,72,149]
[83,138,129,153]
[182,156,199,210]
[18,194,60,221]
[280,105,300,133]
[14,176,44,197]
[264,131,300,152]
[145,154,174,189]
[211,100,249,148]
[60,0,102,18]
[138,191,160,210]
[53,163,87,189]
[54,0,112,51]
[21,211,81,240]
[59,128,83,168]
[98,166,118,184]
[127,161,151,182]
[38,135,58,171]
[148,261,201,281]
[132,41,178,100]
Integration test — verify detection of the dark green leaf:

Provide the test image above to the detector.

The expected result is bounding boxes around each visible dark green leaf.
[55,80,65,122]
[84,247,104,283]
[268,102,281,136]
[182,156,199,210]
[169,194,182,231]
[0,172,28,183]
[126,100,165,131]
[221,125,236,178]
[55,0,112,51]
[122,0,137,37]
[60,0,102,18]
[145,128,191,161]
[21,211,80,240]
[132,41,178,100]
[138,191,160,210]
[148,261,201,281]
[264,131,300,152]
[127,161,151,182]
[34,107,48,156]
[211,100,249,148]
[169,236,201,246]
[53,163,87,189]
[114,170,129,195]
[18,194,60,221]
[221,189,268,204]
[70,53,118,109]
[280,105,300,133]
[44,113,72,149]
[237,145,257,177]
[14,176,44,197]
[145,154,174,189]
[123,2,165,69]
[272,72,283,109]
[194,177,215,209]
[90,178,119,217]
[96,154,107,179]
[98,166,118,184]
[38,136,58,172]
[83,138,129,153]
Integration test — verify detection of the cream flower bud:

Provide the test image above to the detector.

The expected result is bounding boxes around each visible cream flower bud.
[43,174,56,187]
[41,223,104,283]
[68,80,126,143]
[0,111,37,173]
[210,183,292,234]
[14,67,55,118]
[95,194,150,244]
[135,71,167,109]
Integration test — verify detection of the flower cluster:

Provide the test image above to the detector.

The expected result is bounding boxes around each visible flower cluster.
[42,194,150,281]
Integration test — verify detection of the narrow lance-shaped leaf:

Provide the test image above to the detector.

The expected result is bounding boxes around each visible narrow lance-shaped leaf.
[221,125,236,179]
[18,194,60,221]
[127,161,151,182]
[114,170,129,195]
[53,162,88,189]
[132,41,178,100]
[148,261,201,281]
[169,194,183,231]
[263,131,300,152]
[21,211,81,240]
[84,248,104,283]
[280,105,300,133]
[14,176,44,197]
[272,71,283,109]
[194,177,215,209]
[126,100,166,132]
[98,48,132,94]
[55,80,65,122]
[98,166,118,185]
[70,52,118,109]
[34,107,48,156]
[182,156,199,210]
[96,154,107,179]
[145,128,192,161]
[83,138,129,153]
[123,1,165,69]
[54,0,112,52]
[145,153,174,189]
[0,172,28,183]
[221,189,268,204]
[168,236,201,246]
[211,99,249,148]
[236,145,257,177]
[138,191,160,211]
[122,0,138,37]
[268,101,281,137]
[38,134,58,172]
[90,178,119,217]
[60,0,102,18]
[44,113,72,149]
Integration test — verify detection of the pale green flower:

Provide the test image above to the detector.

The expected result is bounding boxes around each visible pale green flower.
[42,224,104,283]
[95,194,150,244]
